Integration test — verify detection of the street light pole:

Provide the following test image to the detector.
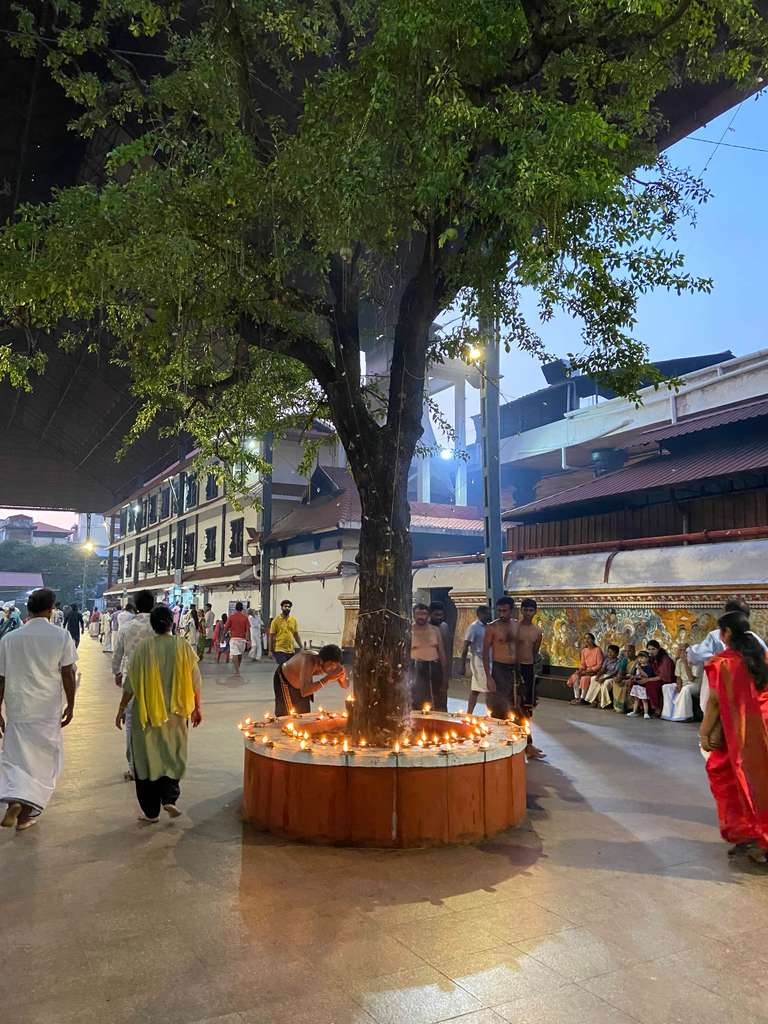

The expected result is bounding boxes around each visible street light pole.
[479,314,504,607]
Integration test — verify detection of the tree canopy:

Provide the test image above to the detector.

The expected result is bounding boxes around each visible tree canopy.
[0,540,103,608]
[1,1,766,734]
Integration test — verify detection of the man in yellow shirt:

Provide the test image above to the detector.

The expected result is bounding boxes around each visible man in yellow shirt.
[269,600,301,666]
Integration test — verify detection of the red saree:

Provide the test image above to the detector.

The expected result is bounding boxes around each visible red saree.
[704,649,768,849]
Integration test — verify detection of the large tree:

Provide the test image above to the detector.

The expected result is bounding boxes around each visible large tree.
[1,1,766,739]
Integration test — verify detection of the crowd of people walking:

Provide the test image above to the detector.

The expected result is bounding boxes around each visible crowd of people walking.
[1,584,767,864]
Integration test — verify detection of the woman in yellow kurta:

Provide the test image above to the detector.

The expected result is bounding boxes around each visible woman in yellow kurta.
[116,605,202,822]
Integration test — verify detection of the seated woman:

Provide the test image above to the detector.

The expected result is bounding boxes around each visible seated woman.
[611,643,636,713]
[567,633,604,705]
[584,645,623,708]
[700,610,768,864]
[661,643,702,722]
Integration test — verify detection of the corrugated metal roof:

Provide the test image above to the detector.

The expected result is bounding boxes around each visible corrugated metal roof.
[268,466,483,540]
[508,439,768,518]
[640,396,768,443]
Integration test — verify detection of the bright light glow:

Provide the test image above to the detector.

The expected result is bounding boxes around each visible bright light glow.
[82,541,95,553]
[439,449,453,461]
[467,345,482,362]
[133,504,141,513]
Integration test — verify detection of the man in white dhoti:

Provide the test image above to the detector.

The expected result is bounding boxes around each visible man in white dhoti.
[688,599,766,713]
[247,607,263,661]
[0,588,77,832]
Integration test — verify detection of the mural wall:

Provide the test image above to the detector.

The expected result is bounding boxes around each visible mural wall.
[535,605,720,668]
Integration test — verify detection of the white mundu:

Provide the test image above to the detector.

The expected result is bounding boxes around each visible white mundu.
[0,619,77,812]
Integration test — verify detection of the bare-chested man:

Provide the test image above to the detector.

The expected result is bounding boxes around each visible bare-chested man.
[411,603,448,710]
[482,596,518,719]
[518,597,545,759]
[273,644,348,716]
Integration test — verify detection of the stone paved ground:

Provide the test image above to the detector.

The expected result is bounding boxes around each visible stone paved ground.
[2,636,768,1024]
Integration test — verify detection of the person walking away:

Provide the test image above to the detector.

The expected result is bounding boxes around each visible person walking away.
[411,603,448,709]
[645,640,674,717]
[248,607,263,661]
[195,607,207,662]
[567,633,604,704]
[627,652,655,719]
[517,597,545,758]
[112,589,156,781]
[214,613,230,663]
[482,597,519,718]
[662,644,702,722]
[700,610,768,864]
[460,605,491,714]
[585,644,623,708]
[269,600,301,667]
[0,588,77,832]
[273,644,348,716]
[184,605,201,654]
[115,604,202,823]
[227,601,251,677]
[88,607,101,639]
[51,602,65,628]
[203,603,215,654]
[63,602,85,648]
[100,607,110,647]
[103,607,117,654]
[429,602,452,710]
[688,599,767,714]
[117,602,136,630]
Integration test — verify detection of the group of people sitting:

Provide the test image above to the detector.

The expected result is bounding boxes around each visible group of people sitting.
[568,633,705,721]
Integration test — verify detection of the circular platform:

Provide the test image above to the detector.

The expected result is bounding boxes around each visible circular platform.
[240,711,528,847]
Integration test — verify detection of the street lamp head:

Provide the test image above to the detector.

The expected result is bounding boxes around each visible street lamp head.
[466,345,483,363]
[82,540,95,553]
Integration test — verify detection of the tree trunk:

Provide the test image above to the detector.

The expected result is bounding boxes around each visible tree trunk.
[350,453,414,744]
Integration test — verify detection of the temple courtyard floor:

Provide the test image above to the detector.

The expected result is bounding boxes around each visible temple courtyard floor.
[2,637,768,1024]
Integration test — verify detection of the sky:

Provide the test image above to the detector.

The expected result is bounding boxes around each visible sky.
[439,91,768,442]
[3,93,766,520]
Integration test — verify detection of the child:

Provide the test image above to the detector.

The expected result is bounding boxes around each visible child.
[627,651,654,719]
[213,612,230,664]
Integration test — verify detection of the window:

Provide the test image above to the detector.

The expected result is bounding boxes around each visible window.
[169,538,177,570]
[183,532,196,566]
[148,494,158,524]
[158,542,168,570]
[127,506,136,533]
[204,526,217,562]
[119,509,128,536]
[118,555,125,579]
[146,545,156,572]
[160,488,171,519]
[205,473,218,501]
[185,474,198,510]
[229,517,244,557]
[170,486,178,516]
[125,553,133,578]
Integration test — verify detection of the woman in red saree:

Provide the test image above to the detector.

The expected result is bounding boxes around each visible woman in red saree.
[700,610,768,864]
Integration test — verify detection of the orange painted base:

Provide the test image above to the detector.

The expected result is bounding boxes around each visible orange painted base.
[241,748,527,847]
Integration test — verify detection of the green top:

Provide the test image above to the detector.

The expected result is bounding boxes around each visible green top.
[124,635,201,782]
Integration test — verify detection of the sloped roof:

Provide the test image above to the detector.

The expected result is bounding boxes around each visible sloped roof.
[0,571,44,589]
[506,439,768,519]
[34,522,73,535]
[640,396,768,444]
[267,466,484,541]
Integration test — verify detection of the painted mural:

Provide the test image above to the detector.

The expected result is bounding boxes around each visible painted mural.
[535,606,719,669]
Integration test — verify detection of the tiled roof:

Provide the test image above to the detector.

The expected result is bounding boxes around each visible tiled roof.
[267,467,484,541]
[507,439,768,519]
[640,396,768,444]
[0,571,44,589]
[34,522,73,535]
